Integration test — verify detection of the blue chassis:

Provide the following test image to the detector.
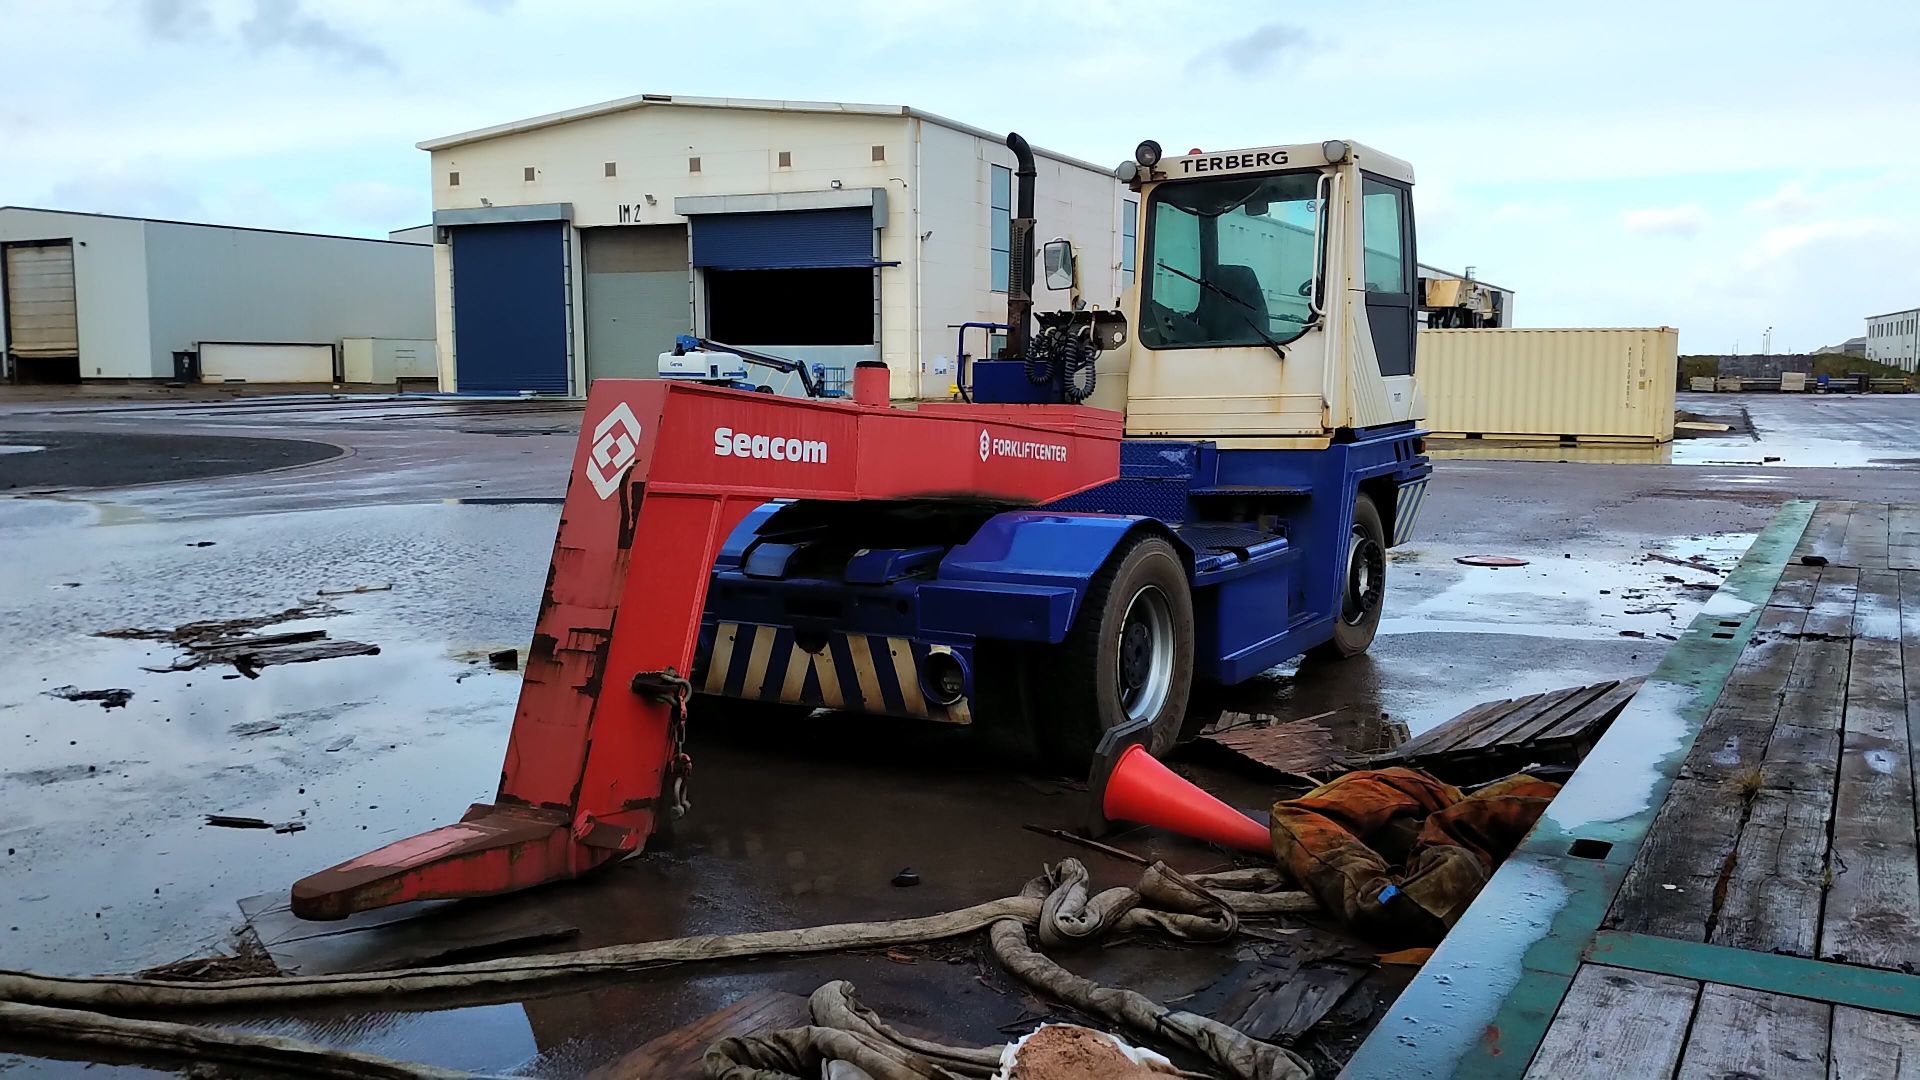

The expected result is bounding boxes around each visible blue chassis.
[695,424,1431,721]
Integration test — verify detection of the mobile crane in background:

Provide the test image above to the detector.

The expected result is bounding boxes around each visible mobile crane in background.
[291,133,1432,919]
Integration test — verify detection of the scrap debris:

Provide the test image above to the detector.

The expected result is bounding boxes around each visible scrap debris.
[1203,713,1356,780]
[205,815,304,834]
[97,599,379,679]
[44,686,132,709]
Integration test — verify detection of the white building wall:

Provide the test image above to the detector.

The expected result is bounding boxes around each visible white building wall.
[143,223,433,378]
[430,106,920,395]
[0,209,154,378]
[427,102,1126,400]
[912,122,1125,397]
[1866,309,1919,372]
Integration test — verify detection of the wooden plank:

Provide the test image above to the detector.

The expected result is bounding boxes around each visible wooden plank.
[1843,503,1893,570]
[1205,719,1354,776]
[1770,562,1822,609]
[1536,678,1645,743]
[1892,507,1920,551]
[1830,1006,1920,1079]
[1522,964,1697,1080]
[1758,722,1842,793]
[1454,684,1602,753]
[1391,695,1537,758]
[1797,502,1857,568]
[588,990,814,1079]
[1711,786,1831,956]
[1607,776,1746,941]
[1805,566,1861,638]
[1674,983,1829,1080]
[1680,607,1809,785]
[1820,571,1920,969]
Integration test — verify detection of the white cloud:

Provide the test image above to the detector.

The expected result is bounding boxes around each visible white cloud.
[1748,180,1821,219]
[1621,205,1708,237]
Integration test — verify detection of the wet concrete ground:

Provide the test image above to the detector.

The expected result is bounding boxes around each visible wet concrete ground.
[6,390,1920,1075]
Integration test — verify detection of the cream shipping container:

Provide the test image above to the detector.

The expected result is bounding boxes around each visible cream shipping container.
[1418,327,1679,444]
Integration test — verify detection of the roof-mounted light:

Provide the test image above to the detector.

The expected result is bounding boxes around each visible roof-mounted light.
[1134,140,1162,169]
[1115,160,1140,182]
[1322,140,1351,164]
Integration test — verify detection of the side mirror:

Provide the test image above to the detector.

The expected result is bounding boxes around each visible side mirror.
[1042,239,1075,291]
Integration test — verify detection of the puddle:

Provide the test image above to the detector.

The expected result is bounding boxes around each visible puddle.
[0,444,47,455]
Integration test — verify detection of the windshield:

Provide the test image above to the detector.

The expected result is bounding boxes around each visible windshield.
[1138,172,1321,351]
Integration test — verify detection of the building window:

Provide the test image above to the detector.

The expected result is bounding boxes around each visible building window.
[990,164,1012,292]
[448,171,460,187]
[604,161,617,177]
[523,166,536,182]
[778,150,792,168]
[1122,199,1138,289]
[689,156,702,174]
[872,145,886,162]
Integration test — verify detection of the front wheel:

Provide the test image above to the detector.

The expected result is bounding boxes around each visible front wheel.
[1311,492,1387,660]
[1039,534,1196,770]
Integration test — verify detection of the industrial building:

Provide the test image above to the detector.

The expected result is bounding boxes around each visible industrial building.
[1867,308,1918,371]
[0,207,434,385]
[419,95,1134,399]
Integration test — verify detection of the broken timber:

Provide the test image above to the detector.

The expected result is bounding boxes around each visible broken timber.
[1373,679,1643,784]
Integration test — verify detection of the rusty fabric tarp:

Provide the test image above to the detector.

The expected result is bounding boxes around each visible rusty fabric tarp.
[1268,768,1559,943]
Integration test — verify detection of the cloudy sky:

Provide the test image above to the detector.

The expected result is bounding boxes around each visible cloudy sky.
[3,0,1915,352]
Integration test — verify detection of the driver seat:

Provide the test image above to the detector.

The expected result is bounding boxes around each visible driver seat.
[1197,263,1268,341]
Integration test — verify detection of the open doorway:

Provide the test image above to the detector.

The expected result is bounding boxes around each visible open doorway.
[704,268,874,346]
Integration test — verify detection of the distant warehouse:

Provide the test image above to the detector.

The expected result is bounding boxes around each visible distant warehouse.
[418,94,1134,399]
[0,207,433,385]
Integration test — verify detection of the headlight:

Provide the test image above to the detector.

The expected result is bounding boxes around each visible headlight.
[1115,160,1140,182]
[1134,140,1162,168]
[1322,140,1351,164]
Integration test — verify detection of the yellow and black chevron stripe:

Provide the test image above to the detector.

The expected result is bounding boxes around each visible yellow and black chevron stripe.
[700,622,972,724]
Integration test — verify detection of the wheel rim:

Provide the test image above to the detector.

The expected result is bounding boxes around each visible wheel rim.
[1341,525,1387,626]
[1117,585,1175,723]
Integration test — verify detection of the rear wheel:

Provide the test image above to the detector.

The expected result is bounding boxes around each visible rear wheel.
[1311,492,1387,660]
[1039,534,1195,770]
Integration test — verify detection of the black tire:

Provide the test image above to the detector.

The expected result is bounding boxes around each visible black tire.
[1038,534,1195,770]
[1311,492,1387,660]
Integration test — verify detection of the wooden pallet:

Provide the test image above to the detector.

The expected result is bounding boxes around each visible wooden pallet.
[1373,678,1643,783]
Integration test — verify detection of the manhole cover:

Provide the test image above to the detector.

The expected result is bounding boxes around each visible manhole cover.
[1456,555,1530,567]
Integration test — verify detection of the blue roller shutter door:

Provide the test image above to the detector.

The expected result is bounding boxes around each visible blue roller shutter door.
[689,208,875,270]
[451,221,569,394]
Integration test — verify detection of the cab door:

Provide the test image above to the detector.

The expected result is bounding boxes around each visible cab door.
[1360,175,1416,384]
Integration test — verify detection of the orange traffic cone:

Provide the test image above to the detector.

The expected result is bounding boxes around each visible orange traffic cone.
[1098,744,1272,854]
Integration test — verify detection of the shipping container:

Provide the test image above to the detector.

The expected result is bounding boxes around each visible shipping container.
[1419,327,1679,444]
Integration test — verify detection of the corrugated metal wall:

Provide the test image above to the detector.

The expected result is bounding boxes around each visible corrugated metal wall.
[1419,327,1679,443]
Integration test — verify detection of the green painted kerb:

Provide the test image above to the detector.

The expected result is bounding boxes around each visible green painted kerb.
[1343,500,1817,1079]
[1588,931,1920,1018]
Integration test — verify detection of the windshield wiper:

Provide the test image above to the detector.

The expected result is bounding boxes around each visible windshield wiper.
[1155,260,1287,358]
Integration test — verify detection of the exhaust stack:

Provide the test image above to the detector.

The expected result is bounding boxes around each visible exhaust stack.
[1003,132,1037,359]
